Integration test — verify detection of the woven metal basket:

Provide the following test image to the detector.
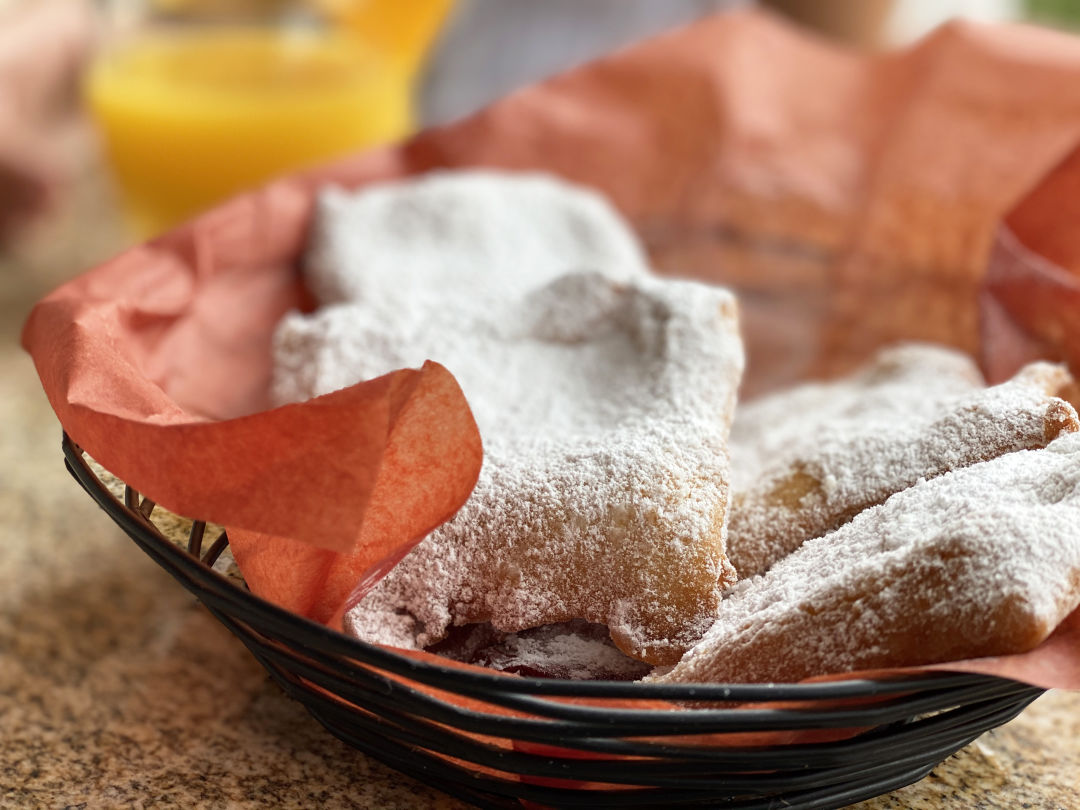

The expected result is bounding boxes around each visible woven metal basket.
[62,433,1045,810]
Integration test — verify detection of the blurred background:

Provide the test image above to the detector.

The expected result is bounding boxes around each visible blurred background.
[7,7,1080,808]
[1,0,1079,307]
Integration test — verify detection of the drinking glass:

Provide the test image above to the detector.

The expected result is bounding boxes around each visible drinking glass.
[87,0,452,235]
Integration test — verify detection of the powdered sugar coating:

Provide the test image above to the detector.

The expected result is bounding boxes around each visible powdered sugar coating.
[727,344,1078,578]
[274,171,651,407]
[656,431,1080,685]
[730,344,983,488]
[273,171,744,665]
[309,274,741,663]
[302,170,650,310]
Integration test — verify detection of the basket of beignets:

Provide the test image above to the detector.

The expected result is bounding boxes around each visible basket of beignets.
[26,11,1080,810]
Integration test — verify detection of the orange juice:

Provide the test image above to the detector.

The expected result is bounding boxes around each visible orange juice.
[88,28,413,235]
[318,0,454,78]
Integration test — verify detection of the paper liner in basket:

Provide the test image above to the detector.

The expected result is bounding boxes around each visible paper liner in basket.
[21,10,1080,681]
[20,177,484,623]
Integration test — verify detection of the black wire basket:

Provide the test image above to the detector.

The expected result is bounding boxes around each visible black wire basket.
[62,433,1045,810]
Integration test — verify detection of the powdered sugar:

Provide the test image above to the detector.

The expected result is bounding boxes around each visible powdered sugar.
[302,170,650,311]
[727,344,1078,578]
[730,344,983,488]
[273,170,744,665]
[656,432,1080,684]
[273,171,651,410]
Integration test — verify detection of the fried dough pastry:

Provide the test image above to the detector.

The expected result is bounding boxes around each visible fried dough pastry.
[727,344,1079,579]
[281,273,743,664]
[654,432,1080,685]
[317,273,744,664]
[273,172,744,665]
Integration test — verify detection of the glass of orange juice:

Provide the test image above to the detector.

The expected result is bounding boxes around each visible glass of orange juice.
[87,0,452,236]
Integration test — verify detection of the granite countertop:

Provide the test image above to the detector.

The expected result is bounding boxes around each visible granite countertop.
[2,175,1078,810]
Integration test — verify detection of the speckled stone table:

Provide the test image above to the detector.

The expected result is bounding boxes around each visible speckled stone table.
[2,175,1078,810]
